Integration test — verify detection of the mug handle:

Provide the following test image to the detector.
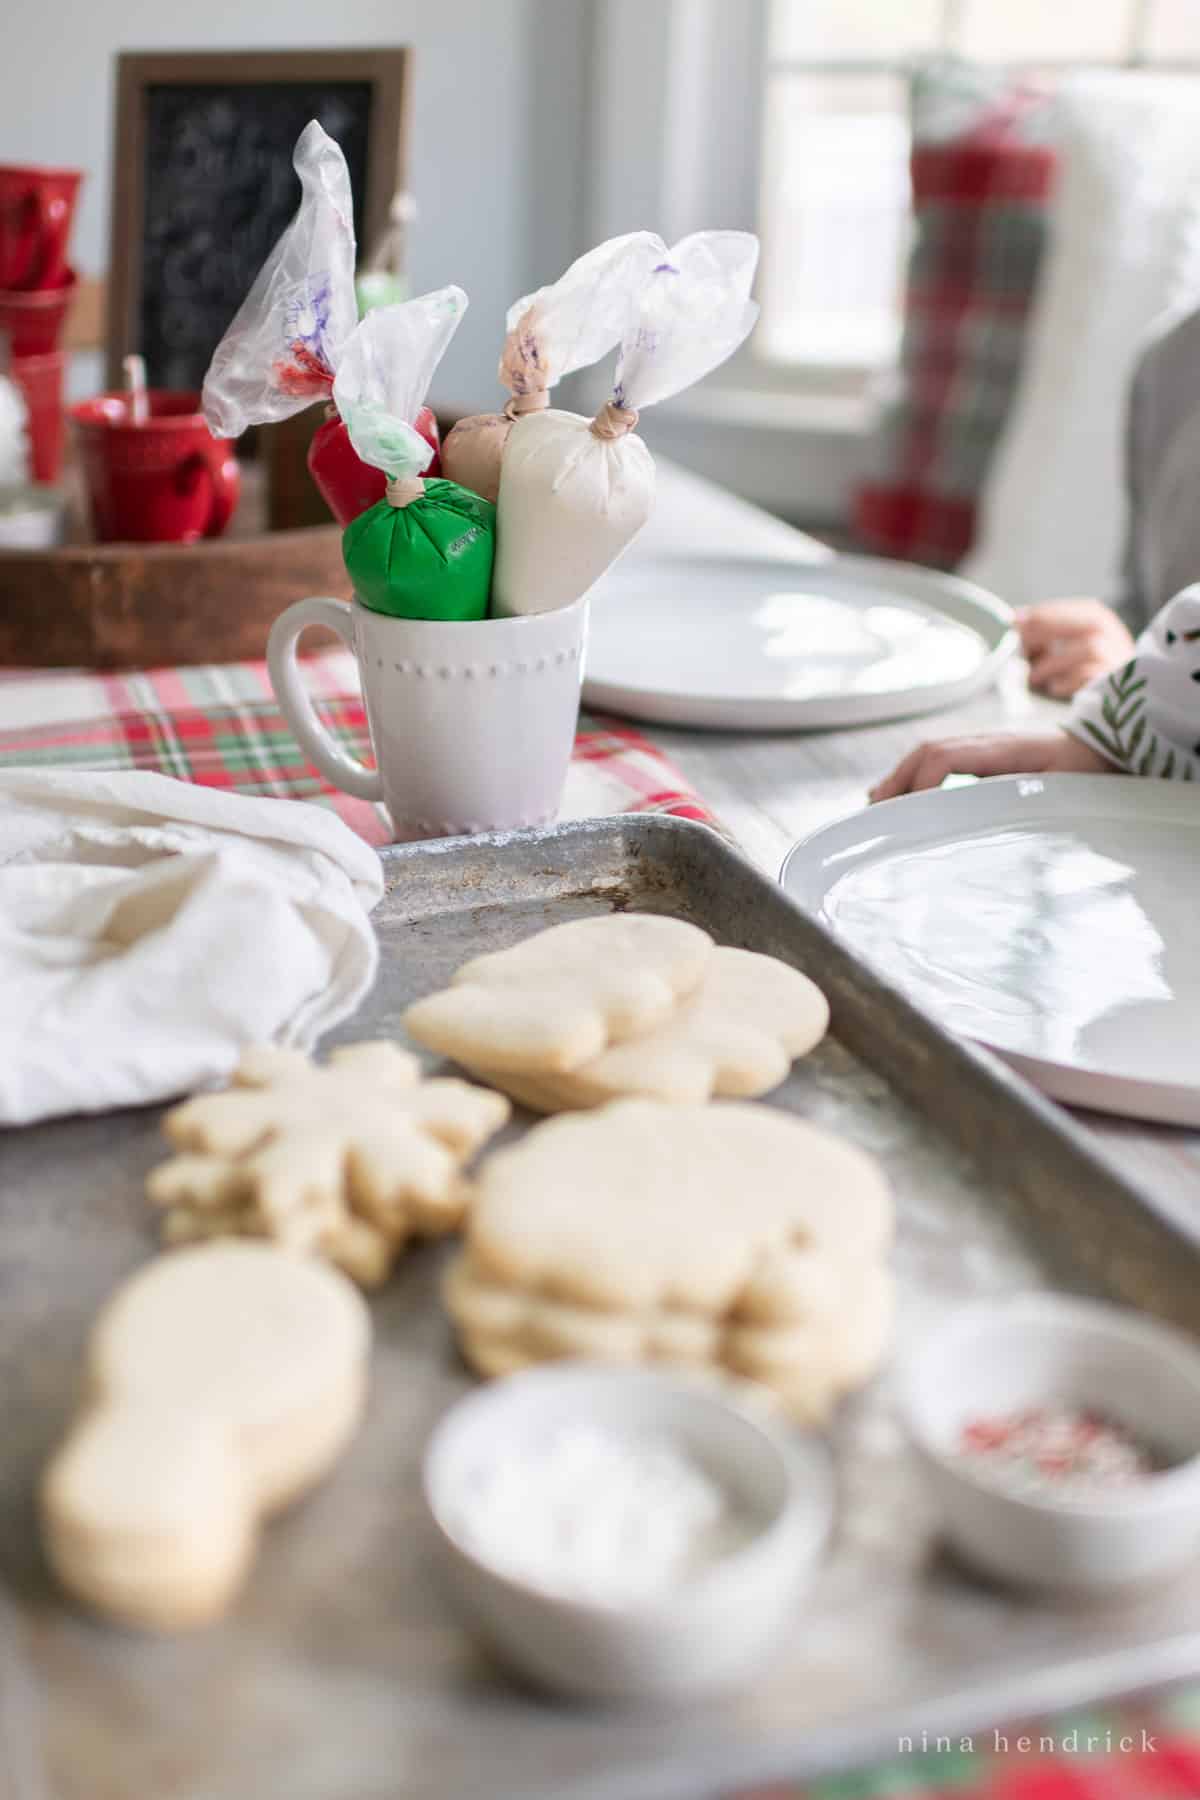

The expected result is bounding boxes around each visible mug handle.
[267,597,384,802]
[176,450,241,539]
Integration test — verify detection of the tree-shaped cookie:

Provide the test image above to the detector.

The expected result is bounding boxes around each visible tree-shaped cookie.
[146,1040,510,1285]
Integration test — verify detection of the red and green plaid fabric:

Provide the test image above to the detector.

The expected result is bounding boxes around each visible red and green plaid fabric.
[728,1686,1200,1800]
[854,62,1057,570]
[0,653,717,847]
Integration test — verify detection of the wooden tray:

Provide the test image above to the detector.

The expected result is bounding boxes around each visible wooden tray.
[0,463,345,669]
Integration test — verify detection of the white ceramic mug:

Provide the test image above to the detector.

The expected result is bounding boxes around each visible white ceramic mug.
[267,595,588,841]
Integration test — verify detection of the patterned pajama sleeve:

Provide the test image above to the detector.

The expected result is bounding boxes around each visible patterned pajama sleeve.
[1064,582,1200,779]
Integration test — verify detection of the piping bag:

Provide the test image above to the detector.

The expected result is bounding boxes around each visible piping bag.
[200,121,440,525]
[492,231,760,618]
[336,287,495,622]
[441,232,659,504]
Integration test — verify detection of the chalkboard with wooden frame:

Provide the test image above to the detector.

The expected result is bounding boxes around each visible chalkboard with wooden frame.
[106,48,411,392]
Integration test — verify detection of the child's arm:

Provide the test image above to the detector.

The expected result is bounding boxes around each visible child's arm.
[1064,582,1200,779]
[871,582,1200,799]
[1016,598,1134,698]
[870,731,1108,801]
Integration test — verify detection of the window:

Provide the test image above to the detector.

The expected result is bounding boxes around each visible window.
[756,0,1200,372]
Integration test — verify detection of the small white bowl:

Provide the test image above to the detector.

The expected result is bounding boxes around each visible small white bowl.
[422,1363,833,1704]
[898,1294,1200,1594]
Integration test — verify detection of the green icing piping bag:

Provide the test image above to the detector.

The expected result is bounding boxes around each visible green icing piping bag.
[333,285,496,621]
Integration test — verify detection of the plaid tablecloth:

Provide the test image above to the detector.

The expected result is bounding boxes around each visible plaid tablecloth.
[0,651,717,844]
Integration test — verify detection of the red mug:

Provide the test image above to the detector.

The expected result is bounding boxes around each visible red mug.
[307,402,441,526]
[70,391,240,544]
[0,165,82,291]
[0,268,76,356]
[10,349,65,483]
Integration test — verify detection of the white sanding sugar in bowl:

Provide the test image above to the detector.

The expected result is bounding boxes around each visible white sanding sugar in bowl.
[441,1423,756,1605]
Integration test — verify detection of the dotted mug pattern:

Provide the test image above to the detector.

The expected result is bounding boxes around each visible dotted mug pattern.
[373,648,581,681]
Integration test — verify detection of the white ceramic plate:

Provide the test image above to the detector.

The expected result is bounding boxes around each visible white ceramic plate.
[781,775,1200,1127]
[582,553,1016,730]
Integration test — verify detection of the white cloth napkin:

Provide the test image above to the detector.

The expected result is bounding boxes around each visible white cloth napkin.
[0,769,383,1126]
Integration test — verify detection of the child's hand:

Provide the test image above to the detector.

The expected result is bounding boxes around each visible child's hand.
[869,731,1111,801]
[1016,599,1135,698]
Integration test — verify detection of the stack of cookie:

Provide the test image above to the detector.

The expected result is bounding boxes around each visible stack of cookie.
[145,1039,510,1286]
[443,1099,893,1423]
[403,914,892,1420]
[402,915,831,1109]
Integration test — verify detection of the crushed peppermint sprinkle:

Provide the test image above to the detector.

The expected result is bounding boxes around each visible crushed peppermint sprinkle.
[956,1407,1161,1497]
[443,1424,754,1604]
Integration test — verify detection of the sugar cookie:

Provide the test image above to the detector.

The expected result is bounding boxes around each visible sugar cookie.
[43,1243,372,1632]
[87,1243,371,1512]
[467,947,829,1109]
[146,1042,510,1282]
[42,1405,255,1632]
[402,914,713,1074]
[444,1099,892,1421]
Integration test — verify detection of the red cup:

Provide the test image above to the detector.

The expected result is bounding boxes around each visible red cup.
[0,165,82,291]
[70,390,241,544]
[0,268,76,356]
[10,349,65,483]
[307,402,441,526]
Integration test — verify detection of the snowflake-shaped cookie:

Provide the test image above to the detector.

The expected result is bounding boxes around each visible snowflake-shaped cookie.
[146,1041,510,1285]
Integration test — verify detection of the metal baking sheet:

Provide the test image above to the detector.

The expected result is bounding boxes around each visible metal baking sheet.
[3,815,1200,1800]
